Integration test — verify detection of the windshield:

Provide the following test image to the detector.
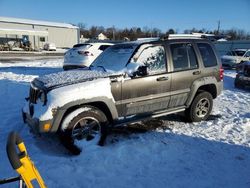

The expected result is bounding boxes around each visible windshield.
[91,44,138,73]
[226,50,246,56]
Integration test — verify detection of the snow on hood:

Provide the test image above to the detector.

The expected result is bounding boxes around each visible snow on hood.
[35,70,112,89]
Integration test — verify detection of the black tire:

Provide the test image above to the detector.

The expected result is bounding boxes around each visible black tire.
[234,80,240,88]
[59,106,109,155]
[63,66,69,71]
[234,79,245,89]
[185,91,213,122]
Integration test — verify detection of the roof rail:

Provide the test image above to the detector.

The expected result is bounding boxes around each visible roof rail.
[136,37,160,42]
[167,34,207,39]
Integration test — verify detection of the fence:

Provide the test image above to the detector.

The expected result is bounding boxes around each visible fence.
[214,40,250,56]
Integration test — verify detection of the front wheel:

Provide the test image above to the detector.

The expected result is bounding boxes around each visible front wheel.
[59,106,109,155]
[185,91,213,122]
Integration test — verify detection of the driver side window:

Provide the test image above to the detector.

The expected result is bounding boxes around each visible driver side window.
[134,45,167,75]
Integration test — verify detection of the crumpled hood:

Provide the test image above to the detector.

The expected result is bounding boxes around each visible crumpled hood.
[34,70,112,90]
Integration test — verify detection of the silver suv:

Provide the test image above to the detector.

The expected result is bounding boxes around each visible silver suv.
[23,37,223,153]
[221,49,250,68]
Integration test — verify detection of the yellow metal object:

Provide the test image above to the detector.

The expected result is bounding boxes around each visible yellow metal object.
[43,123,51,132]
[16,142,47,188]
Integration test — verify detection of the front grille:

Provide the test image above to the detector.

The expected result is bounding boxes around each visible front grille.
[29,86,39,104]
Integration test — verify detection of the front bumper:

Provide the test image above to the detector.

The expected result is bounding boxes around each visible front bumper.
[22,109,53,134]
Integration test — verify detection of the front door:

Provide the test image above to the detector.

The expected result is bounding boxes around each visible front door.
[120,44,172,116]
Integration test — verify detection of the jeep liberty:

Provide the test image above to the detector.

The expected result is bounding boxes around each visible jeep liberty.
[22,37,223,151]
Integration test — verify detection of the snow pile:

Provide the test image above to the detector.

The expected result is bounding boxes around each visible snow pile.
[0,59,63,68]
[0,72,37,82]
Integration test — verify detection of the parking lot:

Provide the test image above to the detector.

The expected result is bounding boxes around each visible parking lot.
[0,58,249,187]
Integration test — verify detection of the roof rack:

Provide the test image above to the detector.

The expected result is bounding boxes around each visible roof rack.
[136,37,160,42]
[166,34,208,39]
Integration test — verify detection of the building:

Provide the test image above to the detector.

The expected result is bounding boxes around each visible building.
[97,33,108,40]
[0,16,79,49]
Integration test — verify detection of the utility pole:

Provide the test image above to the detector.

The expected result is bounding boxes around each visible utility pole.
[112,25,115,41]
[217,20,221,34]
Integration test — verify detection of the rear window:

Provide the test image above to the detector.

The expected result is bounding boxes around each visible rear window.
[73,43,91,48]
[197,43,217,67]
[98,45,112,51]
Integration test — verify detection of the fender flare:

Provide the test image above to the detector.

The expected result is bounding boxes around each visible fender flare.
[186,77,218,106]
[50,97,118,132]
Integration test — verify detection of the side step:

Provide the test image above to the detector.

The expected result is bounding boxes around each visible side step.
[113,107,186,127]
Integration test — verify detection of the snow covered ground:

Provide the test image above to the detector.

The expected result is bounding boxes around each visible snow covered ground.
[0,59,249,188]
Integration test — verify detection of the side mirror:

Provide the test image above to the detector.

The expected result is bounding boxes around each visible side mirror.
[126,62,139,76]
[126,62,148,77]
[136,65,148,76]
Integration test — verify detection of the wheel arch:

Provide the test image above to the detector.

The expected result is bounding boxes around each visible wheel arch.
[186,77,219,107]
[51,98,118,133]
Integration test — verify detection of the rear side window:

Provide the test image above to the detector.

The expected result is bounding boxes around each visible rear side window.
[99,45,111,51]
[170,43,198,71]
[73,43,91,48]
[197,43,218,67]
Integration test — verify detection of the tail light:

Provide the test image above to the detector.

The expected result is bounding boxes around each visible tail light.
[78,51,93,56]
[219,65,224,81]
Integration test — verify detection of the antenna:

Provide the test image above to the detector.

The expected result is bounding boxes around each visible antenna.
[217,20,221,34]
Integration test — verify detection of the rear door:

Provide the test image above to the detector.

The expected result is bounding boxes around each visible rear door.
[120,43,172,116]
[168,42,201,108]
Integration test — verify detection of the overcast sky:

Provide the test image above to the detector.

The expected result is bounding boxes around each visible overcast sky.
[0,0,249,32]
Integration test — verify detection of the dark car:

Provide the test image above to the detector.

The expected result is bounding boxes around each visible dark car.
[235,61,250,89]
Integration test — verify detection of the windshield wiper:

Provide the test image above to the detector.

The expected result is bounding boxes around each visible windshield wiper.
[97,65,107,72]
[89,65,94,70]
[89,65,107,72]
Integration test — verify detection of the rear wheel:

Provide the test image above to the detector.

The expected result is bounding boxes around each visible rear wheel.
[60,106,109,155]
[185,91,213,122]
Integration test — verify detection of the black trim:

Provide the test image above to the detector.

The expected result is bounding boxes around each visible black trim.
[0,176,20,185]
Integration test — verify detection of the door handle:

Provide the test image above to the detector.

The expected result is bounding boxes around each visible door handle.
[156,76,169,81]
[193,71,201,75]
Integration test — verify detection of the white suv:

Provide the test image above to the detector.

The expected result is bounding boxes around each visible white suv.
[221,49,250,68]
[63,42,113,70]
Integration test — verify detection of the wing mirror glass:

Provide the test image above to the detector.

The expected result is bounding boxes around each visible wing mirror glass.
[126,62,148,77]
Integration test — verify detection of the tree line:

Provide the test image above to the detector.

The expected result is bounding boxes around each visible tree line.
[77,23,250,41]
